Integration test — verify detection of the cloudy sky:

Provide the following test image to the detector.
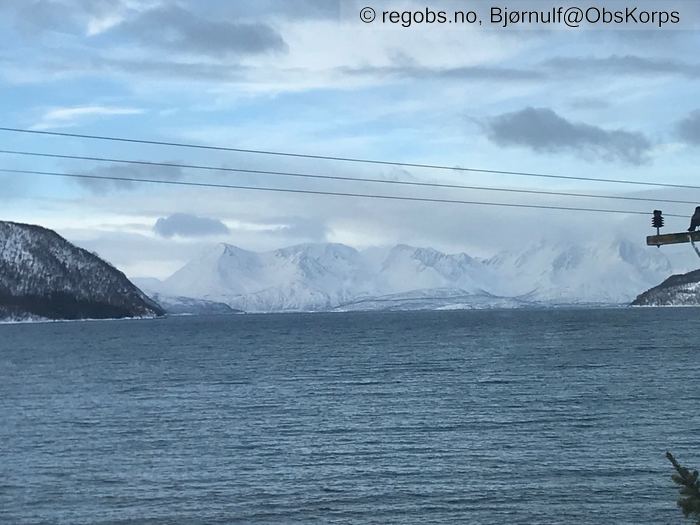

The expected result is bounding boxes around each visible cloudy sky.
[2,0,700,277]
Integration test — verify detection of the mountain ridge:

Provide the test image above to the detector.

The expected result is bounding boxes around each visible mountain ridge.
[138,239,674,312]
[632,269,700,306]
[0,221,165,321]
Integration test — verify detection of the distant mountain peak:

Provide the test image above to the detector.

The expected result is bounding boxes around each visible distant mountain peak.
[218,243,252,255]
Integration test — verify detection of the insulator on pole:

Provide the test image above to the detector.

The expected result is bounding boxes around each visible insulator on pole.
[652,210,664,229]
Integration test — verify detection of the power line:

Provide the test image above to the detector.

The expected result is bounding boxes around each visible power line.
[0,149,698,207]
[0,126,695,190]
[0,167,687,218]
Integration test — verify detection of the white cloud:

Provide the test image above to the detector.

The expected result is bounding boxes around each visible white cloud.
[32,105,145,130]
[86,13,125,36]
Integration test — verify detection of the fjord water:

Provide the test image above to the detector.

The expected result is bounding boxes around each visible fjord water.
[1,309,698,524]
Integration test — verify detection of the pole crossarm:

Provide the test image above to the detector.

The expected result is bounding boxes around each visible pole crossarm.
[647,231,700,246]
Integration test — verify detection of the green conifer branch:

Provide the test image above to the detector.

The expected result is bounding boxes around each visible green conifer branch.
[667,452,700,524]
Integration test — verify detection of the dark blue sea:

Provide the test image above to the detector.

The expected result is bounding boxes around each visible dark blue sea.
[1,308,699,524]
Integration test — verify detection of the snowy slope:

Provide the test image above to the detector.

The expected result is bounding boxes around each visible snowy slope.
[485,239,672,304]
[131,278,241,315]
[632,269,700,306]
[150,239,675,312]
[0,221,164,320]
[161,243,372,311]
[377,245,500,295]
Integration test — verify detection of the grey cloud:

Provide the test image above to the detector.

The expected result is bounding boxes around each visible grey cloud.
[484,107,652,165]
[91,56,248,83]
[5,0,336,38]
[344,65,542,82]
[347,54,700,84]
[112,5,287,57]
[48,55,536,87]
[544,55,700,79]
[206,0,339,20]
[271,0,339,19]
[153,213,230,238]
[677,110,700,146]
[9,0,119,34]
[39,55,249,83]
[3,2,288,65]
[77,164,185,193]
[568,97,610,110]
[15,1,78,33]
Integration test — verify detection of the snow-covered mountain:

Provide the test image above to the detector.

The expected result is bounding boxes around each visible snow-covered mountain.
[146,243,372,312]
[0,221,164,321]
[142,238,675,312]
[377,245,499,295]
[485,239,672,304]
[632,269,700,306]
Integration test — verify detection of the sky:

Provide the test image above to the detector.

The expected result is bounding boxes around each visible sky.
[2,0,700,278]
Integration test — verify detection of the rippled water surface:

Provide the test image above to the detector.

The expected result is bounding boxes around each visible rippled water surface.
[2,309,700,524]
